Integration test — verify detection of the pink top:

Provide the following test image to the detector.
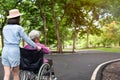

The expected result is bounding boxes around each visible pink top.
[24,43,50,63]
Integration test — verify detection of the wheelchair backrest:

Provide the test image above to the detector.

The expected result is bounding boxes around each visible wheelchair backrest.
[20,48,44,73]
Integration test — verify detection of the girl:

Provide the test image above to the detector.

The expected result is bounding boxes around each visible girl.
[1,9,41,80]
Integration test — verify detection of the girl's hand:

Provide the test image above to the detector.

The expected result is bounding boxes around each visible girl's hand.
[36,46,41,51]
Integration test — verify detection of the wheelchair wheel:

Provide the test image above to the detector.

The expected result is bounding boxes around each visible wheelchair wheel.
[19,70,29,80]
[37,63,52,80]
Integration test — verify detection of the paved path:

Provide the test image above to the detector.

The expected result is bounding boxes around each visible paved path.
[0,50,120,80]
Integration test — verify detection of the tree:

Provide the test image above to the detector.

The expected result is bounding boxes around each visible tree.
[0,0,22,47]
[101,21,120,47]
[63,0,106,49]
[50,0,62,53]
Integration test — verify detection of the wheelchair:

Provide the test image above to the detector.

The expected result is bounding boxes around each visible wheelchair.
[19,48,53,80]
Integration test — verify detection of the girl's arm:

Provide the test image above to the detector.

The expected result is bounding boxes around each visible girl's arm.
[18,26,37,48]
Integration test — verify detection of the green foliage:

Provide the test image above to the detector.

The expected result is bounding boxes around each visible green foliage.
[1,0,120,50]
[100,21,120,47]
[18,1,42,31]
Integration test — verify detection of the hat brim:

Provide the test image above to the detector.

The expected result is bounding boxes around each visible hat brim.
[7,14,22,19]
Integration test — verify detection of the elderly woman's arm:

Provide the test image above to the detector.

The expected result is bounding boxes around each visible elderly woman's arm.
[36,43,50,54]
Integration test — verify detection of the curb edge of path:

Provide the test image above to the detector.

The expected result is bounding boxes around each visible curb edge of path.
[91,58,120,80]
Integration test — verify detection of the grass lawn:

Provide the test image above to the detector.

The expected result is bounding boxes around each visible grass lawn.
[0,47,120,55]
[91,47,120,53]
[51,47,120,53]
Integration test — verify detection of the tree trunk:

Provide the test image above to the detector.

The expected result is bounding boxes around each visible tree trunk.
[0,28,3,48]
[43,14,47,45]
[119,41,120,46]
[86,26,89,48]
[35,0,47,45]
[1,17,7,48]
[50,0,62,53]
[72,34,76,52]
[72,27,77,52]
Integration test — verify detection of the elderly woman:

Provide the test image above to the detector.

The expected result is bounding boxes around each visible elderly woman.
[24,30,50,63]
[24,30,57,80]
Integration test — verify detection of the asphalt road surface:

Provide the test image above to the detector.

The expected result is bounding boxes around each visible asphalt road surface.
[0,50,120,80]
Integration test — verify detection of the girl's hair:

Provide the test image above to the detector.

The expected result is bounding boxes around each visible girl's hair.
[7,16,20,25]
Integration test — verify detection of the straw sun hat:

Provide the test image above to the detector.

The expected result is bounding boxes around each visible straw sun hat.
[7,9,22,19]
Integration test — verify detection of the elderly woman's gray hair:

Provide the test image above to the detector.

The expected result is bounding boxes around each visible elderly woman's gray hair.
[29,30,41,40]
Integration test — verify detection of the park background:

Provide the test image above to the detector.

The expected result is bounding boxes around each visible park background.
[1,0,120,54]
